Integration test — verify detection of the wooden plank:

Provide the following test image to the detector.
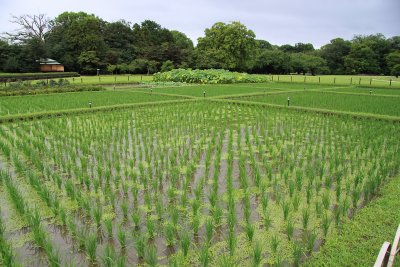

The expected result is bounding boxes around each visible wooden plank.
[388,224,400,267]
[374,242,391,267]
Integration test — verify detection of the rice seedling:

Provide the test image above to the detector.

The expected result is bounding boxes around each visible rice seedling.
[134,233,146,259]
[164,222,176,247]
[131,210,140,229]
[292,241,304,267]
[121,199,128,220]
[104,218,113,238]
[205,217,214,244]
[145,244,158,267]
[85,232,97,263]
[146,218,156,239]
[180,229,190,257]
[102,244,117,267]
[286,217,295,240]
[93,206,103,229]
[198,244,210,267]
[117,226,127,249]
[252,240,263,267]
[271,234,279,255]
[245,222,255,242]
[227,229,237,257]
[321,212,332,237]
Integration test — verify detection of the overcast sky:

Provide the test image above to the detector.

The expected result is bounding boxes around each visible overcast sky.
[0,0,399,47]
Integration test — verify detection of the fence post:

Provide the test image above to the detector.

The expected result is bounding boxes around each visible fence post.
[278,76,280,82]
[370,78,372,85]
[334,77,336,84]
[319,77,320,84]
[350,77,352,85]
[291,76,293,83]
[390,79,392,86]
[272,76,274,81]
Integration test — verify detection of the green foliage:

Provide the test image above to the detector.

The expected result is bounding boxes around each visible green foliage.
[154,68,268,84]
[196,21,257,71]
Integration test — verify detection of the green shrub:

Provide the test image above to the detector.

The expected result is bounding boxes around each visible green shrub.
[153,68,268,84]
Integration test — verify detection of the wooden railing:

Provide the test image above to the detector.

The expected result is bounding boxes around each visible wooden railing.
[374,224,400,267]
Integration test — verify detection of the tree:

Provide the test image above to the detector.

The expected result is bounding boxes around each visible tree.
[78,51,100,74]
[252,49,291,74]
[320,38,351,74]
[4,14,49,42]
[351,34,391,74]
[46,12,107,71]
[103,20,135,64]
[196,21,257,71]
[386,51,400,73]
[344,44,380,74]
[160,60,174,72]
[391,64,400,78]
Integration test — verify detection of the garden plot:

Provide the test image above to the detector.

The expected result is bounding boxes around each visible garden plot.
[241,91,400,117]
[0,102,399,266]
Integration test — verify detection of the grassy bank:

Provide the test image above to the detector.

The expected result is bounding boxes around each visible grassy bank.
[306,175,400,266]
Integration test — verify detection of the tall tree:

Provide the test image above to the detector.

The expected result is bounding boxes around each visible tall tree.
[196,21,257,71]
[4,14,49,42]
[320,38,351,74]
[46,12,107,71]
[103,20,135,64]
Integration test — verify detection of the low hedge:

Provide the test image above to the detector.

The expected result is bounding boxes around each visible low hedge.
[0,72,80,82]
[0,86,104,97]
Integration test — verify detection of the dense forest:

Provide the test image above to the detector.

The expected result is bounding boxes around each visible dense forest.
[0,12,399,76]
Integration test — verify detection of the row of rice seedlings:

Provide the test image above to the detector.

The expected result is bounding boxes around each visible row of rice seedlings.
[0,205,19,266]
[1,126,105,265]
[0,170,60,266]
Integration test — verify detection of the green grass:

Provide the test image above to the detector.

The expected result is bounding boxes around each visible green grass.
[321,86,400,96]
[58,74,153,85]
[133,83,339,97]
[268,75,400,88]
[306,175,400,267]
[0,91,180,116]
[242,91,400,116]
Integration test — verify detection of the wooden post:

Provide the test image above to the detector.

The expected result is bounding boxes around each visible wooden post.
[278,76,279,81]
[319,77,320,84]
[334,78,336,84]
[370,78,372,85]
[128,75,130,81]
[350,77,352,84]
[291,76,293,82]
[390,79,392,86]
[81,78,83,83]
[272,76,274,81]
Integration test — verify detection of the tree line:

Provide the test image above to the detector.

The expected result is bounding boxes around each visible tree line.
[0,12,399,76]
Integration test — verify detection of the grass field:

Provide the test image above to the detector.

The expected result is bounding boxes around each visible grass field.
[0,91,181,116]
[320,86,400,96]
[0,80,399,267]
[241,91,400,116]
[267,75,400,88]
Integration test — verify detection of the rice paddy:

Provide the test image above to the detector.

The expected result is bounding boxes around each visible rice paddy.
[0,81,399,266]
